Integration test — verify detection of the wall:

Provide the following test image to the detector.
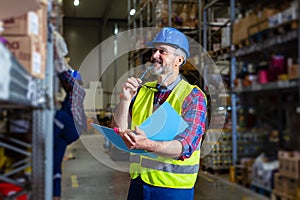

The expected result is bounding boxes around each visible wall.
[63,18,128,109]
[63,18,102,70]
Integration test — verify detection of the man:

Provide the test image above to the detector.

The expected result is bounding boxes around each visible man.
[53,31,87,200]
[113,27,207,200]
[53,68,87,200]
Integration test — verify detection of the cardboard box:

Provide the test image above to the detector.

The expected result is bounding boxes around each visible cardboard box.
[1,3,47,41]
[286,178,300,196]
[233,8,279,44]
[238,17,250,41]
[288,64,299,79]
[260,8,279,21]
[232,21,240,44]
[233,13,258,44]
[0,0,40,20]
[257,8,279,31]
[5,35,45,79]
[290,157,300,180]
[246,13,259,35]
[233,17,248,44]
[37,3,48,43]
[280,157,300,179]
[2,11,39,36]
[274,172,285,193]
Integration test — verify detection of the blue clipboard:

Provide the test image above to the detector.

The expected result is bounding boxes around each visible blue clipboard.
[92,102,188,156]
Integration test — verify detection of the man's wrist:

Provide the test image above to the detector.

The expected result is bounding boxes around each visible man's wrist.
[119,99,131,104]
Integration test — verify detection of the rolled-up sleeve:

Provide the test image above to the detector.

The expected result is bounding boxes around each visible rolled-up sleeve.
[175,88,207,160]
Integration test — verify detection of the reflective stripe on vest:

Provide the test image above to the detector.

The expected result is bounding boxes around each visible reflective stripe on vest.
[130,154,141,164]
[141,158,199,174]
[130,79,206,188]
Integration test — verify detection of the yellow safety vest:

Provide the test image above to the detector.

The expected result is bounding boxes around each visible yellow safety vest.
[130,79,206,189]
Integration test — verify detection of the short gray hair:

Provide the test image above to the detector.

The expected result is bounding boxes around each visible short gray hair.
[175,48,186,65]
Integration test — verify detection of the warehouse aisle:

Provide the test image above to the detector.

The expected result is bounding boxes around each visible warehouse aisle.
[61,134,269,200]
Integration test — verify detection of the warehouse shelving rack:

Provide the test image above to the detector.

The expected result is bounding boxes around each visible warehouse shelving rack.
[0,5,55,200]
[229,0,300,161]
[201,0,300,173]
[227,1,300,194]
[199,0,233,171]
[127,0,203,73]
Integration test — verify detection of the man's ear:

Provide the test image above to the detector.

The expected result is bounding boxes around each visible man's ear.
[175,55,184,68]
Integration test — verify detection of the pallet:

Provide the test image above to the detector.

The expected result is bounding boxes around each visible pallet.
[271,190,295,200]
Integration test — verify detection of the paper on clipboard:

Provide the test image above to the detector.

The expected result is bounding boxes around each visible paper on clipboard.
[92,102,188,155]
[138,102,188,140]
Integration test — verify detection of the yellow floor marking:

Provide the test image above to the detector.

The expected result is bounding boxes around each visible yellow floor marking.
[71,175,79,188]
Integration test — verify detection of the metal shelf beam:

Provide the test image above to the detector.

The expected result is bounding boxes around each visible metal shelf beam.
[234,80,299,93]
[236,30,298,57]
[230,0,237,166]
[0,44,38,107]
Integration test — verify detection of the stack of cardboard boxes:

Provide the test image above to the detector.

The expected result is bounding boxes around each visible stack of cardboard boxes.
[233,0,298,46]
[233,8,279,45]
[155,0,198,29]
[1,0,48,79]
[272,151,300,199]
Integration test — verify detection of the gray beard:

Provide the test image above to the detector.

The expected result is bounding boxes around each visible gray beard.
[150,64,172,75]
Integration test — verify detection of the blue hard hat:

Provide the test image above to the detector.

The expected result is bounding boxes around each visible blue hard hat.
[146,27,190,58]
[69,69,82,82]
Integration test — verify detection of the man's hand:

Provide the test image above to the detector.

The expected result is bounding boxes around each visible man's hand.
[118,126,148,150]
[113,77,141,130]
[120,77,142,101]
[117,126,183,159]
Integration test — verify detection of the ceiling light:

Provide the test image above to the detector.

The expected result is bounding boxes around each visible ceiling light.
[129,9,136,16]
[74,0,79,6]
[218,106,225,111]
[114,23,118,35]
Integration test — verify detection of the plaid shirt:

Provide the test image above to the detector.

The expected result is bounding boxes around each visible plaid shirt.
[130,78,207,160]
[58,70,87,132]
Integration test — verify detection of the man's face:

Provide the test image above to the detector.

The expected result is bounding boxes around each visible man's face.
[150,44,178,75]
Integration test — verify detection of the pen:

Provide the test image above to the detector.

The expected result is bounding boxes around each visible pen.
[113,127,120,134]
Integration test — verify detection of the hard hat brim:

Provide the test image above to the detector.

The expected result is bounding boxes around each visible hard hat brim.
[146,41,190,58]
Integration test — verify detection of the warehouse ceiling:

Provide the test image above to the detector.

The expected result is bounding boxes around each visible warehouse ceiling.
[63,0,128,20]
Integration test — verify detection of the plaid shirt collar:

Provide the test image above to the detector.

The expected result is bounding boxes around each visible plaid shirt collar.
[157,75,182,92]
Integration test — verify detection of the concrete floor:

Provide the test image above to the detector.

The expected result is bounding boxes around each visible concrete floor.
[61,134,269,200]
